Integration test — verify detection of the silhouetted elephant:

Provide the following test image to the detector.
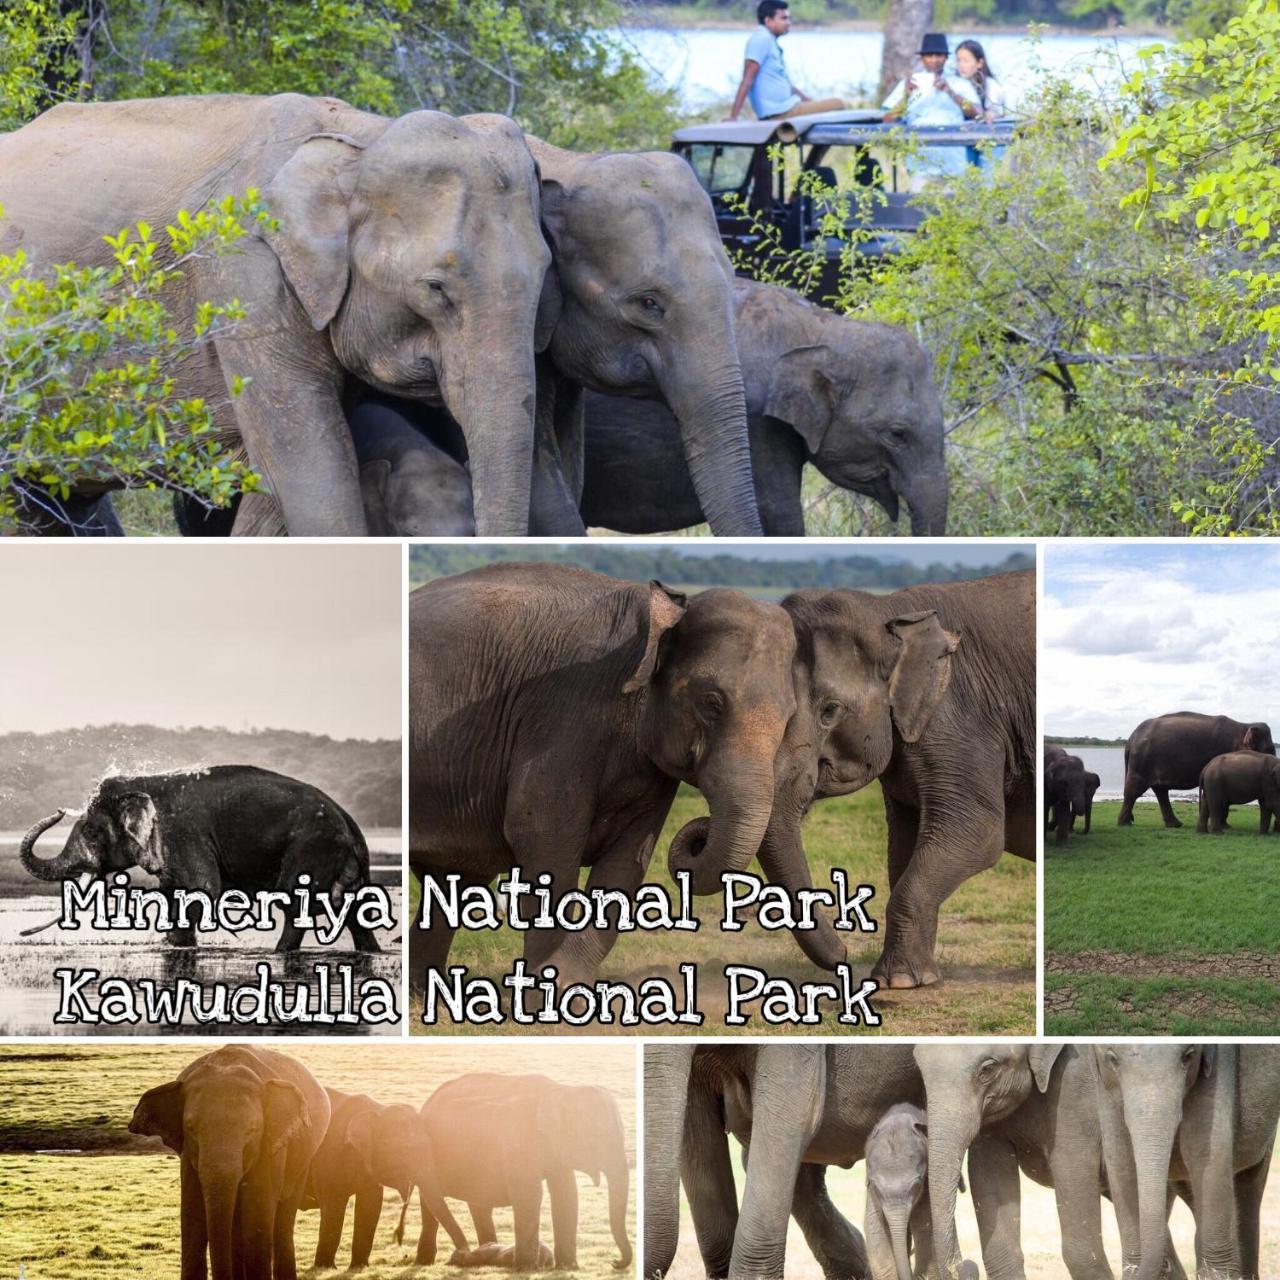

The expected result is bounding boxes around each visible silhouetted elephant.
[1045,753,1099,846]
[1197,750,1280,834]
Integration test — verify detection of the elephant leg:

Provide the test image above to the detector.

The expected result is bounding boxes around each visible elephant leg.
[471,1204,498,1247]
[508,1171,546,1271]
[1153,786,1182,828]
[682,1064,739,1278]
[967,1135,1024,1280]
[792,1164,869,1280]
[910,1198,933,1280]
[272,1190,304,1280]
[415,1194,439,1265]
[873,785,1004,989]
[1260,806,1272,836]
[181,1164,210,1280]
[1234,1156,1269,1280]
[1198,791,1211,834]
[410,867,482,998]
[747,422,806,536]
[350,1184,384,1270]
[313,1192,347,1268]
[1118,773,1146,825]
[530,359,587,535]
[731,1045,827,1278]
[548,1166,580,1269]
[1181,1084,1241,1279]
[1048,1153,1110,1280]
[271,846,320,951]
[884,794,920,892]
[162,880,207,947]
[863,1193,893,1280]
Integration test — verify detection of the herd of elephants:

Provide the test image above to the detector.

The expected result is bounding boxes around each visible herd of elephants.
[1046,711,1280,847]
[0,93,946,539]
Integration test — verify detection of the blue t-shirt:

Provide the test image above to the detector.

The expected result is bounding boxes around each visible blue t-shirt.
[744,28,799,119]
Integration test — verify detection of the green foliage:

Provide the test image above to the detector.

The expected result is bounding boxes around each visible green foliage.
[0,195,267,532]
[0,0,78,129]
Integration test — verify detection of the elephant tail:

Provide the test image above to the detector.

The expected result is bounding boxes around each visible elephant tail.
[394,1196,410,1245]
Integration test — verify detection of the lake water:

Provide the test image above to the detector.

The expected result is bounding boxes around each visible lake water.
[1066,746,1207,804]
[618,27,1163,111]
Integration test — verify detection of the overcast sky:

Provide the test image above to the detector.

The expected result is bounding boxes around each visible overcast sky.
[1044,544,1280,738]
[0,545,401,739]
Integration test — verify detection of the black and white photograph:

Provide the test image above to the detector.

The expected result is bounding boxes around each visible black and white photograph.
[0,542,403,1035]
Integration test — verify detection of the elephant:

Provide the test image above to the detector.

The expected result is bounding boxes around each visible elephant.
[5,484,125,537]
[1119,712,1276,828]
[1091,1044,1280,1280]
[864,1103,955,1280]
[17,764,380,950]
[1045,753,1100,846]
[1197,751,1280,834]
[578,278,948,536]
[666,569,1035,989]
[407,563,797,992]
[406,1072,632,1272]
[644,1044,924,1280]
[1044,744,1069,766]
[0,94,554,536]
[129,1045,331,1280]
[305,1088,469,1271]
[454,1242,555,1268]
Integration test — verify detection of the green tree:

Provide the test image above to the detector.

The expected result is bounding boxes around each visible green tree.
[0,0,79,129]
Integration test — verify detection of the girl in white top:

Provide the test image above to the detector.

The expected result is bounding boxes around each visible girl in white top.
[955,40,1007,121]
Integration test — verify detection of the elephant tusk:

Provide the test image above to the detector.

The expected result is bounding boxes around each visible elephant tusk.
[19,914,63,938]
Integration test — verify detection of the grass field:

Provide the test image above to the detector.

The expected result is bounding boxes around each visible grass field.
[1045,799,1280,1034]
[664,1144,1280,1280]
[411,784,1035,1037]
[0,1043,636,1280]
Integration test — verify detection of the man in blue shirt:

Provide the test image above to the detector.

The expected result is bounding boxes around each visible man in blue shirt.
[728,0,845,121]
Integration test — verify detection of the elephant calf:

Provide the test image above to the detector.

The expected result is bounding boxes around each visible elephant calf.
[1197,750,1280,834]
[1045,751,1100,847]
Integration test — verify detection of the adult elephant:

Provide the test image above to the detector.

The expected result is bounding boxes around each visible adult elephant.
[129,1045,330,1280]
[644,1044,922,1280]
[1046,753,1099,846]
[579,279,948,536]
[18,765,380,950]
[408,1072,631,1271]
[1119,712,1276,828]
[305,1088,468,1271]
[408,563,796,992]
[1092,1044,1280,1280]
[1197,750,1280,834]
[667,570,1034,988]
[0,94,552,536]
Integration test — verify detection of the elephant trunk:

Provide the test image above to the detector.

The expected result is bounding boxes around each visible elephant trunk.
[904,466,948,536]
[1085,793,1093,834]
[642,1045,696,1278]
[606,1151,632,1270]
[755,808,846,971]
[199,1160,242,1280]
[886,1207,913,1280]
[667,754,775,896]
[446,320,537,537]
[18,810,82,881]
[925,1100,982,1280]
[1129,1105,1182,1280]
[415,1146,469,1254]
[667,366,763,536]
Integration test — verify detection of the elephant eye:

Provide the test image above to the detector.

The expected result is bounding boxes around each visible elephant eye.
[977,1058,997,1079]
[819,700,843,726]
[634,293,666,318]
[700,690,726,718]
[1181,1046,1197,1066]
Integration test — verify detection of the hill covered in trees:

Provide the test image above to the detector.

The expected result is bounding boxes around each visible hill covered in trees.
[0,726,400,830]
[409,545,1032,588]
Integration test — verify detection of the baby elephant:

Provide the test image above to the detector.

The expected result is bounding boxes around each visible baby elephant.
[1198,750,1280,833]
[864,1104,976,1280]
[452,1242,555,1269]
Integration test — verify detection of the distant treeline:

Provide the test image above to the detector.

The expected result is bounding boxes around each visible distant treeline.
[409,545,1032,588]
[1045,735,1126,746]
[0,726,400,830]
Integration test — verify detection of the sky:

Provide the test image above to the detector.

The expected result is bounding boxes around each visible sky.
[0,544,401,739]
[1043,544,1280,738]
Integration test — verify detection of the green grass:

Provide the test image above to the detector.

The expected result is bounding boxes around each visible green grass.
[412,783,1034,1037]
[0,1044,635,1280]
[1045,799,1280,1034]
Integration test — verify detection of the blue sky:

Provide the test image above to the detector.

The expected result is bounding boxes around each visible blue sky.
[1044,544,1280,738]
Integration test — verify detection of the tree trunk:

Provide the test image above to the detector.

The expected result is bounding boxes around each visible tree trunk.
[878,0,935,103]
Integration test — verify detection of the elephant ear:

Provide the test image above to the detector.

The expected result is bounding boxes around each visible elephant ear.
[343,1106,378,1176]
[116,792,162,874]
[764,346,840,454]
[885,610,961,744]
[622,581,688,693]
[1201,1045,1217,1078]
[131,1080,185,1153]
[1028,1044,1065,1093]
[539,175,569,251]
[264,1080,310,1156]
[261,133,365,331]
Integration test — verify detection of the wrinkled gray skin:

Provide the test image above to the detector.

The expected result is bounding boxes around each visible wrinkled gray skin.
[412,1073,631,1272]
[1046,754,1099,846]
[644,1045,924,1280]
[864,1103,946,1280]
[1092,1045,1280,1280]
[579,279,948,536]
[1119,712,1276,828]
[667,570,1035,988]
[1197,751,1280,834]
[408,564,796,992]
[527,138,762,536]
[0,95,552,536]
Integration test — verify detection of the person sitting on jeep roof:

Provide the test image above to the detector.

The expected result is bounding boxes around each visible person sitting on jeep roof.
[728,0,846,122]
[881,32,980,188]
